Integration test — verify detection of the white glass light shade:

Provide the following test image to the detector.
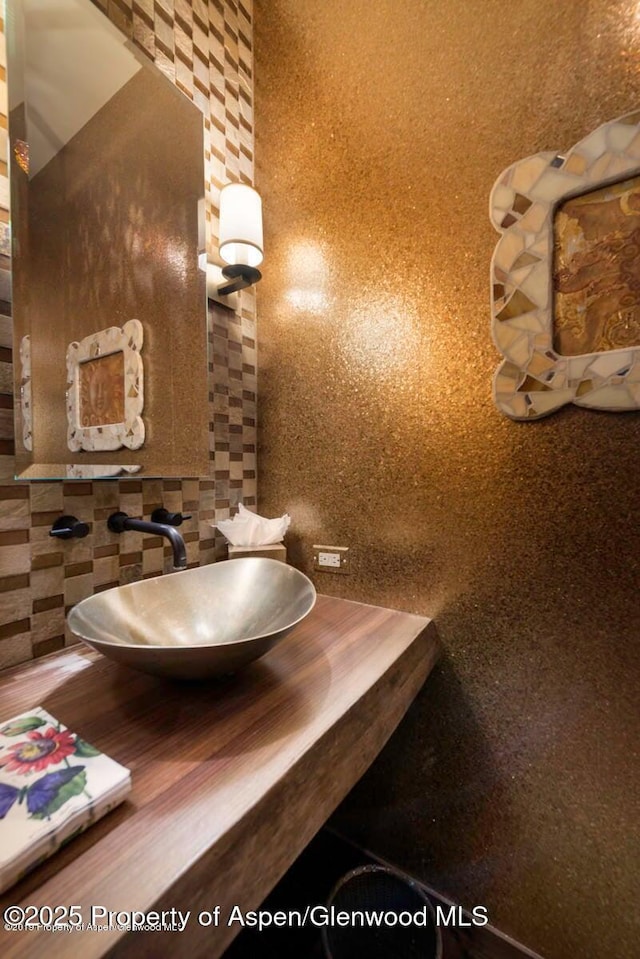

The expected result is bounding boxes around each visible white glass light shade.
[219,183,263,268]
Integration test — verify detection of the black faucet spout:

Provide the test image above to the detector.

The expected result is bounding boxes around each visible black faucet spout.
[107,511,187,570]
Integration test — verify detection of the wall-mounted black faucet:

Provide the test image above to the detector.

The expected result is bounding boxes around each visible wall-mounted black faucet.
[50,515,90,540]
[107,511,187,571]
[150,508,192,527]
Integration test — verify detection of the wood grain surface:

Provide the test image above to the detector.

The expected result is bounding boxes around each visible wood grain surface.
[0,594,440,958]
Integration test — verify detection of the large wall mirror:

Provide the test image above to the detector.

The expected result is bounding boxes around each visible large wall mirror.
[8,0,211,478]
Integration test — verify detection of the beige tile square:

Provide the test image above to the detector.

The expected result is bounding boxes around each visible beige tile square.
[119,563,142,586]
[30,525,65,562]
[0,362,13,392]
[30,484,64,512]
[182,478,200,502]
[64,574,94,607]
[62,534,94,565]
[134,0,153,19]
[175,0,193,25]
[0,633,33,670]
[31,608,65,645]
[0,497,30,529]
[94,555,120,586]
[193,0,209,28]
[93,482,120,509]
[142,479,163,504]
[243,477,257,500]
[92,521,120,549]
[0,544,30,576]
[199,486,215,511]
[30,565,64,600]
[61,495,95,523]
[193,20,209,61]
[199,517,216,541]
[180,513,197,534]
[185,540,200,565]
[119,491,143,515]
[161,490,182,511]
[229,460,243,481]
[0,456,17,481]
[215,451,230,472]
[120,529,143,553]
[0,588,31,625]
[142,546,164,575]
[0,314,11,349]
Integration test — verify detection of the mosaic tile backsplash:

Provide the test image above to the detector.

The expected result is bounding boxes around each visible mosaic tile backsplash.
[0,0,257,670]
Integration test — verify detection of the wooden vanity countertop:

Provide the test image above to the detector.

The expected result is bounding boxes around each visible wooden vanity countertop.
[0,593,440,959]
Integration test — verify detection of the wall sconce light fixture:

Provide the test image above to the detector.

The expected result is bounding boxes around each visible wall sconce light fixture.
[218,183,263,295]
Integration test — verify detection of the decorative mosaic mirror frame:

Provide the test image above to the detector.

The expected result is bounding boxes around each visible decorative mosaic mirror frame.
[490,110,640,420]
[66,319,144,451]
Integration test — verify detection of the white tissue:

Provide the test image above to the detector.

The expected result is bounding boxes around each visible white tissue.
[216,503,291,546]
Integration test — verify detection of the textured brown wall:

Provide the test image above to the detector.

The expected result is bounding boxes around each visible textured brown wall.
[0,0,257,669]
[254,2,640,957]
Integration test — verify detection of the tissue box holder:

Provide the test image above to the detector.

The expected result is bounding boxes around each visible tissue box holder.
[228,543,287,563]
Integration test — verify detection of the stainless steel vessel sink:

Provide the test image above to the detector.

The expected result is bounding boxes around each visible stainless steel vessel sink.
[67,558,316,680]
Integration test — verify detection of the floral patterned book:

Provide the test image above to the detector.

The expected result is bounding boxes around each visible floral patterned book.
[0,707,131,893]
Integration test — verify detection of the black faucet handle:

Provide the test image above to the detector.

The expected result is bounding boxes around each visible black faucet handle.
[150,507,192,527]
[107,511,130,534]
[50,515,90,540]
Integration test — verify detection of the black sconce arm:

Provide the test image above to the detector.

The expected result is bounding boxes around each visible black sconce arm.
[218,264,262,296]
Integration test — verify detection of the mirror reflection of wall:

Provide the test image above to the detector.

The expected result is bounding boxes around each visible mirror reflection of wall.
[9,0,210,478]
